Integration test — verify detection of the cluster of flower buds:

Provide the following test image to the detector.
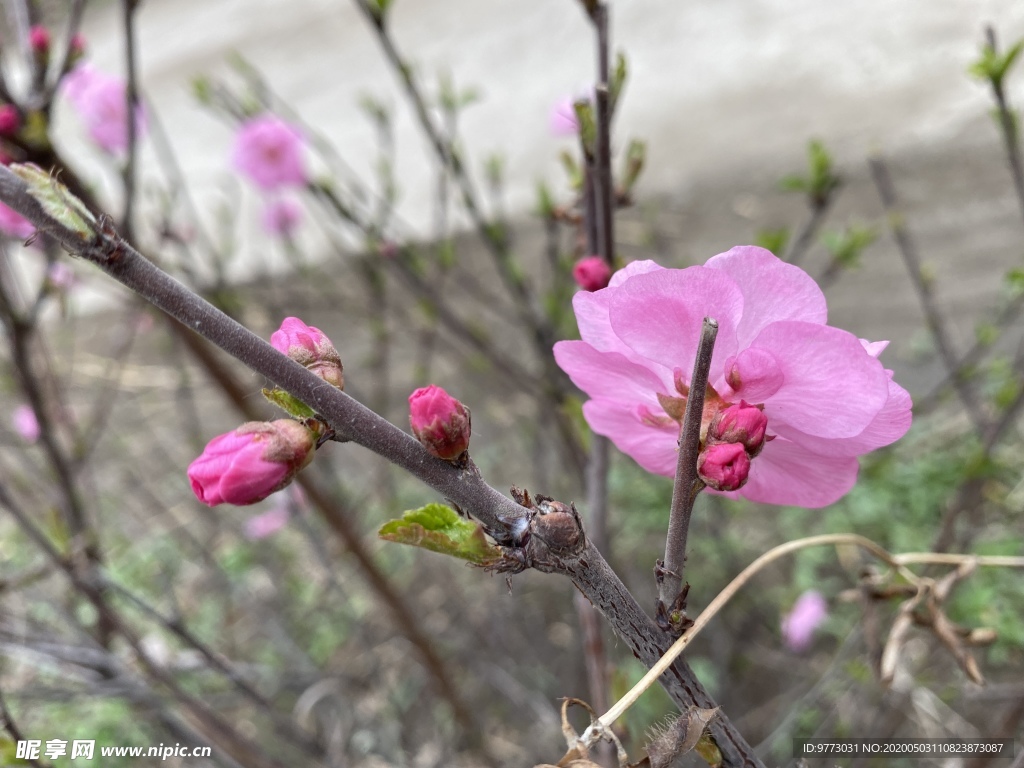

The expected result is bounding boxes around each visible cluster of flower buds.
[188,318,341,507]
[408,385,471,463]
[696,400,768,492]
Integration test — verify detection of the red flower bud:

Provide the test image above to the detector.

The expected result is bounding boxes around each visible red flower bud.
[709,400,768,456]
[697,442,750,492]
[408,385,471,461]
[188,419,316,506]
[0,105,21,136]
[29,25,50,56]
[270,316,344,390]
[572,256,612,292]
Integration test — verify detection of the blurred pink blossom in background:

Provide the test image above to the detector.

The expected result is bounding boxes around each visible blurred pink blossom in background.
[0,202,34,239]
[244,501,291,540]
[232,114,307,191]
[262,197,303,236]
[553,247,912,508]
[62,64,147,154]
[573,256,612,291]
[0,104,20,136]
[549,96,580,136]
[12,405,40,443]
[47,262,76,290]
[781,590,829,652]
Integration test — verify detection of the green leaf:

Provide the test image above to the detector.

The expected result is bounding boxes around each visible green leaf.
[11,162,97,239]
[609,52,628,113]
[755,228,790,257]
[378,503,501,565]
[262,387,315,419]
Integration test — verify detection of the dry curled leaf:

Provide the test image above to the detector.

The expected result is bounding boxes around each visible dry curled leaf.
[643,707,720,768]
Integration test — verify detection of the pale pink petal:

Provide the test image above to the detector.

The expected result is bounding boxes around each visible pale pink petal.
[706,245,828,346]
[607,266,744,383]
[553,341,669,404]
[582,399,678,476]
[608,259,664,288]
[775,375,913,457]
[720,347,785,402]
[713,436,859,508]
[860,339,890,358]
[750,321,889,439]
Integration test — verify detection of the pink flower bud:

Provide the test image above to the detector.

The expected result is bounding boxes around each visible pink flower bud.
[12,404,40,443]
[0,105,20,136]
[781,590,828,652]
[188,419,316,506]
[408,385,471,461]
[573,256,612,292]
[696,442,750,492]
[270,317,344,390]
[69,33,86,62]
[709,400,768,455]
[29,25,50,56]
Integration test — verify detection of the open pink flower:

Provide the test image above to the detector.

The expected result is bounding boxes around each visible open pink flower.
[553,246,912,508]
[0,202,34,239]
[231,114,306,191]
[61,64,147,154]
[782,590,828,652]
[262,197,303,236]
[12,404,40,443]
[188,419,316,506]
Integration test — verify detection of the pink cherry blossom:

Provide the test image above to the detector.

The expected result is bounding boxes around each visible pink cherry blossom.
[188,419,316,506]
[231,114,307,191]
[47,262,76,290]
[781,590,828,652]
[12,404,40,443]
[270,316,343,389]
[244,503,290,540]
[550,97,580,137]
[553,246,912,508]
[262,197,302,237]
[0,202,34,239]
[61,64,147,154]
[408,385,471,461]
[573,256,612,292]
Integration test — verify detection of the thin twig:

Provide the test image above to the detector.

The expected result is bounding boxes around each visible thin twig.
[121,0,140,241]
[984,26,1024,229]
[584,534,1024,746]
[868,156,986,434]
[657,317,718,621]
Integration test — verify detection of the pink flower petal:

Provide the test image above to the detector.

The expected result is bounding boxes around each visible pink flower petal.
[553,341,669,405]
[607,266,744,383]
[750,321,890,439]
[713,436,859,508]
[582,398,679,476]
[706,245,827,346]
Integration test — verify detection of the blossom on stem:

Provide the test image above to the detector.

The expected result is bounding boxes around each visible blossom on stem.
[270,317,343,390]
[0,202,34,239]
[781,590,828,652]
[553,246,912,508]
[708,400,768,456]
[262,197,303,237]
[12,405,40,443]
[573,256,612,292]
[61,64,147,154]
[550,97,580,137]
[408,385,471,461]
[231,114,307,191]
[188,419,316,506]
